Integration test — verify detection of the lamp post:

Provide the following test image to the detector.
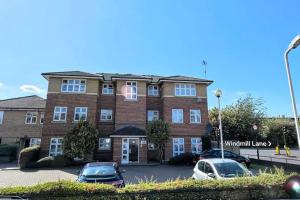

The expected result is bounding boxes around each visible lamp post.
[284,35,300,151]
[253,124,259,160]
[215,89,224,159]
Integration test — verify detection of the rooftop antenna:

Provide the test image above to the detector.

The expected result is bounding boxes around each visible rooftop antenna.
[202,60,207,78]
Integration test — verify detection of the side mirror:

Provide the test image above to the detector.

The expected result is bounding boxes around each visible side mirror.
[207,173,215,178]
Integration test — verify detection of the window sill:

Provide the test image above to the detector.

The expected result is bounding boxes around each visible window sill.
[98,149,111,151]
[124,99,138,102]
[189,122,202,125]
[25,123,37,125]
[52,121,67,123]
[101,93,114,96]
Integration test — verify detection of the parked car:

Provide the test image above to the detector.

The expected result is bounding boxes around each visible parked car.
[194,149,251,167]
[192,158,252,180]
[77,162,125,187]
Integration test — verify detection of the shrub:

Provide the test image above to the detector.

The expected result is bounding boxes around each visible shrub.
[0,144,19,159]
[18,146,40,169]
[34,155,72,168]
[168,152,196,165]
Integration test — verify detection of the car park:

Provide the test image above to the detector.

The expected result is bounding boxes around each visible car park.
[192,158,252,180]
[77,162,125,187]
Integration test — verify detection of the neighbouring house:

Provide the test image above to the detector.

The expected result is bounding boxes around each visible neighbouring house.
[40,71,213,164]
[0,95,46,149]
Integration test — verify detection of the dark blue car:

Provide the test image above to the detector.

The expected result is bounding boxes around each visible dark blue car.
[77,162,125,187]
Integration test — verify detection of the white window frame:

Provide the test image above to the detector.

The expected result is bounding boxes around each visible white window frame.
[125,81,137,100]
[173,138,184,156]
[148,85,159,96]
[40,112,45,124]
[147,110,159,122]
[172,109,183,123]
[53,106,67,122]
[191,138,202,154]
[148,142,158,150]
[49,138,63,156]
[25,112,37,124]
[102,84,114,95]
[190,109,201,123]
[74,107,88,122]
[61,79,86,93]
[0,111,4,124]
[99,138,111,150]
[30,138,41,147]
[100,109,113,121]
[175,84,196,97]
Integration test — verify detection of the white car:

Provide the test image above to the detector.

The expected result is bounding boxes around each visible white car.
[192,158,252,180]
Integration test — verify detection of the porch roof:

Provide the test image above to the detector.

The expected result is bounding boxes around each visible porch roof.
[110,126,146,137]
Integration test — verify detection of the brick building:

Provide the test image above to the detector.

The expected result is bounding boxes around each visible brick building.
[40,71,213,164]
[0,95,45,148]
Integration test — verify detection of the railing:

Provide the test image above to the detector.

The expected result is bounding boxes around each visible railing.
[242,153,300,165]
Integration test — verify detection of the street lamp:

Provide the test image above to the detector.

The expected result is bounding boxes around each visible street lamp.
[253,124,259,160]
[214,89,224,159]
[284,35,300,151]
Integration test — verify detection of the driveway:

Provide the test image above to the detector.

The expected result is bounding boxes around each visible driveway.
[0,164,194,187]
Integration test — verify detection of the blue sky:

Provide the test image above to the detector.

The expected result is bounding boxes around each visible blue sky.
[0,0,299,117]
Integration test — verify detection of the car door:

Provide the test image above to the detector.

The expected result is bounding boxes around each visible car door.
[204,162,215,179]
[194,161,206,180]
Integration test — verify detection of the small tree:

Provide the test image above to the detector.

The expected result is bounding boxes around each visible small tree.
[146,119,170,164]
[63,121,99,160]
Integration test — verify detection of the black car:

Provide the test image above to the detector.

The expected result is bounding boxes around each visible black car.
[195,149,251,167]
[77,162,125,187]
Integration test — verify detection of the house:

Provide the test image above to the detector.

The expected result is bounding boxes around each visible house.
[40,71,213,164]
[0,95,46,148]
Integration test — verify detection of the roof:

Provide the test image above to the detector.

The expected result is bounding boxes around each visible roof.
[159,75,213,83]
[0,95,46,109]
[42,71,103,80]
[111,126,146,136]
[201,158,238,164]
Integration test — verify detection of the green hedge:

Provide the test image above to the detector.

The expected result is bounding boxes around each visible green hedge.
[33,155,72,168]
[18,146,40,169]
[0,169,292,200]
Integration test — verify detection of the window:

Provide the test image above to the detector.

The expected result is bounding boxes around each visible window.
[74,107,88,121]
[30,138,41,147]
[198,161,205,171]
[49,138,63,156]
[40,112,45,124]
[173,138,184,156]
[172,109,183,123]
[204,163,214,174]
[102,84,114,94]
[147,110,159,122]
[99,138,111,150]
[0,111,4,124]
[191,138,202,154]
[100,109,113,121]
[25,112,37,124]
[148,143,158,150]
[61,79,86,93]
[125,81,137,100]
[53,107,67,121]
[190,109,201,123]
[148,85,159,96]
[175,84,196,96]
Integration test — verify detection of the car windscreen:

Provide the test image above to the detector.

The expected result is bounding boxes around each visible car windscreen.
[82,166,117,179]
[214,162,248,178]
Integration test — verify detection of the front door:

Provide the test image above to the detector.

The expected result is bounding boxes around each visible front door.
[122,138,139,164]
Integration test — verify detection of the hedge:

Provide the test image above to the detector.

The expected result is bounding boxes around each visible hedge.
[0,168,292,200]
[18,146,40,169]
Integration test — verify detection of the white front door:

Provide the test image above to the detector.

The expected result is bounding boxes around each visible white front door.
[121,138,139,164]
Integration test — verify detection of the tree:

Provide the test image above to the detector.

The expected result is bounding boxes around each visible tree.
[209,95,265,141]
[63,121,99,160]
[146,119,170,164]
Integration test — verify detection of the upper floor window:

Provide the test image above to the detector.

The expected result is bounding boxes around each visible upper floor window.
[100,109,113,121]
[61,79,86,93]
[0,111,4,124]
[148,85,159,96]
[190,109,201,123]
[25,112,37,124]
[125,81,137,100]
[74,107,88,121]
[53,106,67,122]
[40,112,45,124]
[102,84,114,95]
[175,84,196,96]
[172,109,183,123]
[147,110,159,122]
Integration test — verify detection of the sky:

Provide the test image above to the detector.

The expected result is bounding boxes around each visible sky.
[0,0,300,117]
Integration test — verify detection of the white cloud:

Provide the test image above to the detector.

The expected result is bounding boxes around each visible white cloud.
[0,82,3,87]
[20,85,44,93]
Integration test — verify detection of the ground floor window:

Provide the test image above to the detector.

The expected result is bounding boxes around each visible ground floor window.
[49,138,63,156]
[191,138,202,154]
[173,138,184,156]
[30,138,41,147]
[148,143,158,150]
[99,138,111,150]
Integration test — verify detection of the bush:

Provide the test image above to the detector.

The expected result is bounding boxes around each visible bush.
[33,155,72,168]
[18,146,40,169]
[168,152,196,165]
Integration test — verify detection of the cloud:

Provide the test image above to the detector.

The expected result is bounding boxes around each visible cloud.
[20,85,44,93]
[0,82,3,87]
